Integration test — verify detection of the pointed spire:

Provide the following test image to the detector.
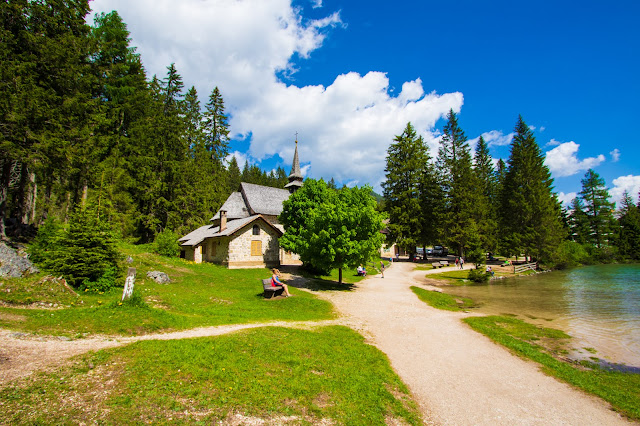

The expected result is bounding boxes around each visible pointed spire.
[284,136,304,193]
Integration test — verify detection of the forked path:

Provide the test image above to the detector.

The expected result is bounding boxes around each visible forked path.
[318,262,631,425]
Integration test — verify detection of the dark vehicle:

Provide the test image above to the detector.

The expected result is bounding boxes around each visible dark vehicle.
[432,245,449,256]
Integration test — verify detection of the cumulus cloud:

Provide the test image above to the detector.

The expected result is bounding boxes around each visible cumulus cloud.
[545,138,562,147]
[610,148,621,162]
[544,141,606,177]
[610,175,640,206]
[89,0,463,190]
[557,192,577,207]
[469,130,514,148]
[225,151,250,168]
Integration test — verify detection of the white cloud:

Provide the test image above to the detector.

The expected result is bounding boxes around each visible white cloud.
[89,0,463,191]
[225,151,250,168]
[311,0,323,8]
[469,130,514,147]
[545,138,562,147]
[557,192,577,207]
[610,148,621,162]
[544,141,606,177]
[610,175,640,206]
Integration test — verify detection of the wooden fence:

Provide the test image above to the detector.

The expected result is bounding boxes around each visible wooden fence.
[514,263,537,274]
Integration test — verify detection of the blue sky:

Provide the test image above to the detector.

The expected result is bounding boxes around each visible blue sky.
[89,0,640,206]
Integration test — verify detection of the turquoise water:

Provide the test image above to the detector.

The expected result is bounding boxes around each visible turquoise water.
[442,264,640,367]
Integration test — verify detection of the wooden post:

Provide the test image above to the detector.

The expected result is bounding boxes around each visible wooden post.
[122,267,136,301]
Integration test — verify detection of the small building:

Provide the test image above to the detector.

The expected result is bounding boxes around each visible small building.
[179,141,303,268]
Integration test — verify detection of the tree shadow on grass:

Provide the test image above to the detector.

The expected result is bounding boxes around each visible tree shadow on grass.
[277,265,357,292]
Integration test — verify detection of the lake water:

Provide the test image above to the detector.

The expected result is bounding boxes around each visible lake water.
[440,264,640,368]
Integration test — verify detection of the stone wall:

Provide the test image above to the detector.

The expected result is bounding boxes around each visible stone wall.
[227,221,280,269]
[202,237,230,264]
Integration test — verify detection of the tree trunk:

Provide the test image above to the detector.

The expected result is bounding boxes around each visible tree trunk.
[0,160,13,239]
[339,268,342,284]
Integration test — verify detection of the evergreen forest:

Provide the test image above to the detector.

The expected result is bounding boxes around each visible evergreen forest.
[1,1,289,242]
[382,112,640,266]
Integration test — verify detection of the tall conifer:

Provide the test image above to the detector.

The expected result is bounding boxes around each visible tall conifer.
[500,116,563,260]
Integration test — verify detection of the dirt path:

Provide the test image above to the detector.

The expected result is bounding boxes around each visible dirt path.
[0,319,344,385]
[315,261,631,425]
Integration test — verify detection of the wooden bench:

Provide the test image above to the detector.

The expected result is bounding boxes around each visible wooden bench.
[262,278,284,299]
[432,262,442,268]
[440,261,449,267]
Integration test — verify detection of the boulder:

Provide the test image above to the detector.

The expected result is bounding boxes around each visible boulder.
[147,270,171,284]
[0,242,39,278]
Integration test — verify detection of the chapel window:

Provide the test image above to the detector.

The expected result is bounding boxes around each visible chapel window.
[252,225,260,235]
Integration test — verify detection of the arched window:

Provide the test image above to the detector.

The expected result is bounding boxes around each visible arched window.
[252,225,260,235]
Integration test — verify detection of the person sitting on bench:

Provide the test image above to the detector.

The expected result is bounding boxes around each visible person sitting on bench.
[357,265,367,276]
[272,268,291,297]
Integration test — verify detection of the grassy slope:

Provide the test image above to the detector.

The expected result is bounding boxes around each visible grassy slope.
[0,326,422,425]
[0,244,334,336]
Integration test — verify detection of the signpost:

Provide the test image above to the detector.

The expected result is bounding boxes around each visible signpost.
[122,267,136,301]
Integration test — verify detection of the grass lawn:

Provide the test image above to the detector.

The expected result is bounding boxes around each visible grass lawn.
[465,316,640,421]
[410,286,476,311]
[0,243,334,336]
[0,326,423,425]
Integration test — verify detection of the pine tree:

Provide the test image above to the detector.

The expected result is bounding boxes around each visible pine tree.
[473,135,498,253]
[436,110,480,256]
[89,10,148,235]
[578,169,615,248]
[616,191,640,260]
[567,197,590,244]
[227,156,242,192]
[382,123,428,254]
[500,116,564,261]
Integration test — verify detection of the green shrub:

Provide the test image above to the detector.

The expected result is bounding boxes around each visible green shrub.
[40,207,122,287]
[153,228,180,257]
[28,218,63,264]
[552,240,591,269]
[468,267,490,283]
[81,267,119,293]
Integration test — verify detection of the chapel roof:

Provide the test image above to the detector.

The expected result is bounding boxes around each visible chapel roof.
[210,191,249,221]
[180,215,283,247]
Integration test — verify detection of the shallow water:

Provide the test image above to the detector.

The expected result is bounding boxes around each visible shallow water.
[440,264,640,368]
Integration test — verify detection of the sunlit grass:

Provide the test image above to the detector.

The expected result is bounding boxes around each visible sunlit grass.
[0,243,334,336]
[0,326,423,425]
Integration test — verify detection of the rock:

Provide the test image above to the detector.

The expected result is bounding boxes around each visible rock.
[147,271,171,284]
[0,242,39,278]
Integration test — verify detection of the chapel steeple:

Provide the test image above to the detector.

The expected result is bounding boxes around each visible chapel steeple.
[284,137,303,193]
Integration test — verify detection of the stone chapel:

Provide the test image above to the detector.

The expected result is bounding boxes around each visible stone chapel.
[178,141,303,268]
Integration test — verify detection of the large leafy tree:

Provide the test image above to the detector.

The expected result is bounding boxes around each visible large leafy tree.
[578,169,615,248]
[381,123,428,254]
[279,179,385,284]
[499,116,564,261]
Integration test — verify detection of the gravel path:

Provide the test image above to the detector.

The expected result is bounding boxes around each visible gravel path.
[316,261,631,425]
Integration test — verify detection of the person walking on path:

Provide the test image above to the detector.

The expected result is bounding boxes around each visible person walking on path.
[455,257,459,268]
[459,257,464,269]
[380,260,385,278]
